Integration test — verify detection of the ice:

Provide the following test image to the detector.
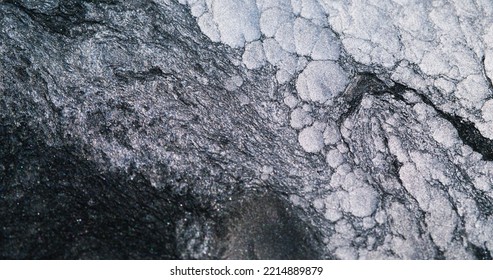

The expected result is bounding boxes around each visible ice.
[171,0,493,259]
[298,124,325,153]
[399,164,429,208]
[262,38,298,83]
[434,78,456,94]
[296,60,349,103]
[275,52,298,74]
[210,0,261,48]
[419,51,451,76]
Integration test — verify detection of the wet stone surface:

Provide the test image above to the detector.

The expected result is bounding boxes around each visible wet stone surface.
[1,0,493,259]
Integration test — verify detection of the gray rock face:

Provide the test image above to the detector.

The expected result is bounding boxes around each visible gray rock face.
[1,0,492,259]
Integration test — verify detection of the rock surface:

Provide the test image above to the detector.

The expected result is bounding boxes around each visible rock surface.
[1,0,492,259]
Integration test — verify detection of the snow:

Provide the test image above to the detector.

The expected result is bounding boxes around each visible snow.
[323,122,341,145]
[290,107,313,129]
[428,119,459,148]
[348,186,379,217]
[425,190,458,249]
[242,41,266,69]
[174,0,493,258]
[311,29,340,60]
[324,193,343,221]
[256,0,293,11]
[313,198,325,210]
[296,61,349,103]
[485,50,493,82]
[300,0,326,25]
[224,75,244,91]
[298,124,325,153]
[291,0,302,15]
[326,148,344,168]
[274,20,296,53]
[189,0,207,17]
[210,0,261,48]
[197,13,220,42]
[335,246,358,259]
[399,163,432,210]
[260,165,274,180]
[283,94,299,108]
[262,38,287,65]
[455,74,490,105]
[482,99,493,122]
[259,8,293,38]
[294,17,319,57]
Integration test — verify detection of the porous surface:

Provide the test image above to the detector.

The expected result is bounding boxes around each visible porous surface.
[1,0,493,259]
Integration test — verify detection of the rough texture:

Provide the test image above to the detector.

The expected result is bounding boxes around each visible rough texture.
[1,0,493,259]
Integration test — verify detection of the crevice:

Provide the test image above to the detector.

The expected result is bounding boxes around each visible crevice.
[468,242,492,260]
[386,80,493,161]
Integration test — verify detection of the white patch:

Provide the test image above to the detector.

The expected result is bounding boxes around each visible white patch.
[190,0,207,17]
[313,198,325,210]
[275,20,296,53]
[291,0,302,15]
[262,38,288,65]
[300,0,326,25]
[323,122,341,145]
[296,61,349,103]
[429,119,459,148]
[335,246,358,259]
[283,94,299,108]
[484,50,493,87]
[259,8,293,38]
[294,17,320,57]
[260,165,274,180]
[326,148,344,168]
[210,0,261,48]
[224,75,243,91]
[290,107,313,129]
[242,40,266,69]
[197,13,221,42]
[311,29,341,61]
[481,99,493,122]
[348,186,379,217]
[298,124,325,153]
[456,74,490,106]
